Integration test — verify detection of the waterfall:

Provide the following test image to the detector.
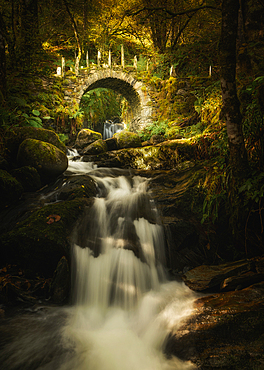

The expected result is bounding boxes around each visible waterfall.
[103,120,125,139]
[0,156,197,370]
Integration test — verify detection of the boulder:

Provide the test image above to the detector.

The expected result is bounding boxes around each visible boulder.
[11,166,42,192]
[166,282,264,369]
[83,139,107,155]
[113,131,142,149]
[75,129,102,149]
[50,256,70,304]
[0,198,93,276]
[0,169,23,210]
[82,140,198,170]
[182,259,255,292]
[149,134,165,144]
[56,175,97,201]
[105,137,118,151]
[4,127,66,162]
[17,138,68,180]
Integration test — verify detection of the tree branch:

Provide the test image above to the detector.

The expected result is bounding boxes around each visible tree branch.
[126,4,221,18]
[62,0,82,59]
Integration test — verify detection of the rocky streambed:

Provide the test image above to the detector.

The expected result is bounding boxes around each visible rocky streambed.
[0,127,264,369]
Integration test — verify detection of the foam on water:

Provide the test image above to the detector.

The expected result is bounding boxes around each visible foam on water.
[0,155,197,370]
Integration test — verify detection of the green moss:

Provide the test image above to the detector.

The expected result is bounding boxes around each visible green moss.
[0,198,91,275]
[113,131,142,149]
[83,139,107,155]
[4,127,66,161]
[17,138,68,178]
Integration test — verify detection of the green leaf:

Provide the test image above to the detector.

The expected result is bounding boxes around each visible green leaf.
[28,119,42,128]
[32,109,40,116]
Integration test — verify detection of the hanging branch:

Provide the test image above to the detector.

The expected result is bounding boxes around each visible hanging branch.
[62,0,82,60]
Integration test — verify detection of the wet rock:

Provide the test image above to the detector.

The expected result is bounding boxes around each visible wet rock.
[80,141,199,171]
[150,134,165,144]
[4,127,66,162]
[221,270,264,291]
[113,131,142,149]
[0,169,23,210]
[83,139,107,155]
[147,165,214,272]
[17,138,68,181]
[182,259,255,292]
[11,166,42,192]
[0,198,92,276]
[105,137,118,151]
[74,129,102,149]
[56,175,97,201]
[50,256,70,304]
[166,282,264,370]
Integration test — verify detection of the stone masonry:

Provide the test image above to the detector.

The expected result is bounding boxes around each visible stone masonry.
[62,67,154,131]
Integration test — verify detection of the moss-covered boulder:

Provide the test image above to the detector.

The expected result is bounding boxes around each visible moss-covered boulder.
[17,139,68,180]
[75,129,102,149]
[0,169,23,210]
[83,139,107,155]
[56,175,97,201]
[0,198,93,276]
[113,131,142,149]
[4,127,66,161]
[11,166,42,192]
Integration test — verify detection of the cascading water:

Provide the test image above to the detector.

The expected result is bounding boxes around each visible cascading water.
[0,155,197,370]
[103,120,125,139]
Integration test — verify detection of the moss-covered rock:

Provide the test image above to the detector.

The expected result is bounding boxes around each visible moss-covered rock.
[75,129,102,149]
[17,139,68,180]
[0,169,23,210]
[113,131,142,149]
[4,127,66,162]
[83,139,107,155]
[0,198,93,276]
[11,166,42,192]
[56,175,97,201]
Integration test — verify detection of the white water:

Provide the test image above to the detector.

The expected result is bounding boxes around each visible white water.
[103,120,125,139]
[0,157,197,370]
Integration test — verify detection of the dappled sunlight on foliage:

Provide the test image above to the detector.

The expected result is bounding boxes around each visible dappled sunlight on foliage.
[80,88,124,128]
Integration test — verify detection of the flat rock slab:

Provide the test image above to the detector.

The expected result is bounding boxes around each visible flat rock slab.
[166,282,264,369]
[182,259,256,292]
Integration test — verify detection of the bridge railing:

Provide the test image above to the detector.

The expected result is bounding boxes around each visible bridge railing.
[56,45,143,78]
[55,45,213,79]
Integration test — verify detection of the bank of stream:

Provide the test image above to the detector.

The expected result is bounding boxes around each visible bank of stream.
[0,137,264,370]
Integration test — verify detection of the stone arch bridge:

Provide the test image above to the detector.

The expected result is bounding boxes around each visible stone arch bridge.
[62,67,155,131]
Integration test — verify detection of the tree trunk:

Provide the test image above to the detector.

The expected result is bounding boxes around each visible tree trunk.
[63,0,82,60]
[219,0,249,178]
[18,0,41,68]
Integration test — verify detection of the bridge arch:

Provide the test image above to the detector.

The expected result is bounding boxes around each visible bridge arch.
[63,69,154,131]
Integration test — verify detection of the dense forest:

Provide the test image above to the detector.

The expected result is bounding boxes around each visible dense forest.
[0,0,264,261]
[1,2,264,369]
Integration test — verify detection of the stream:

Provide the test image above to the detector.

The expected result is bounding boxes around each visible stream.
[0,154,198,370]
